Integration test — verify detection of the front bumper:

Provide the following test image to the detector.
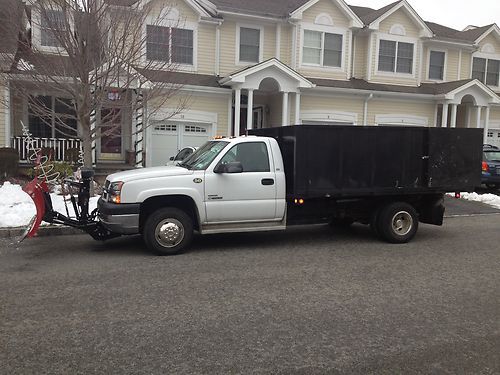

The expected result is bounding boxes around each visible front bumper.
[98,198,141,235]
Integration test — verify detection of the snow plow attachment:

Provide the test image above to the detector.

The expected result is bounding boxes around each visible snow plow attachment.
[20,169,118,242]
[21,177,51,240]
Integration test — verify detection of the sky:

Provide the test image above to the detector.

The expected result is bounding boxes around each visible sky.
[348,0,499,31]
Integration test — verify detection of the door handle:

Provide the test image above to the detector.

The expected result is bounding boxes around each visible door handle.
[261,178,274,186]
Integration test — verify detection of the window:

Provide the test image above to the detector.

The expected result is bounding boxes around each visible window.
[40,10,65,47]
[303,30,343,67]
[429,51,445,80]
[219,142,270,172]
[472,57,500,86]
[146,25,193,65]
[378,39,414,74]
[239,27,260,63]
[28,96,77,138]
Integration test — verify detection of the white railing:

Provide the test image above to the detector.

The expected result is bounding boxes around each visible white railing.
[12,136,83,163]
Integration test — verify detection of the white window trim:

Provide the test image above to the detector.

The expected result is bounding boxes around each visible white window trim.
[301,110,358,125]
[31,6,73,55]
[470,51,500,90]
[142,14,198,72]
[426,48,448,82]
[299,23,347,72]
[374,33,418,79]
[375,114,428,126]
[235,23,264,66]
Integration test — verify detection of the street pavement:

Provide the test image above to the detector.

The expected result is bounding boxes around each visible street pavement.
[1,202,499,374]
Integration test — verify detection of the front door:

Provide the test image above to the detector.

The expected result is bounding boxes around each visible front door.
[204,140,277,223]
[100,108,123,161]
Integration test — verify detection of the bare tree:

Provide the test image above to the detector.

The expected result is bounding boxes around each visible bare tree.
[0,0,190,167]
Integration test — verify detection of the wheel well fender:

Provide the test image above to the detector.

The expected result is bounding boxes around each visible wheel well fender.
[140,195,200,231]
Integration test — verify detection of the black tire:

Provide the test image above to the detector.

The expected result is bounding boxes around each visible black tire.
[377,202,418,244]
[143,207,193,255]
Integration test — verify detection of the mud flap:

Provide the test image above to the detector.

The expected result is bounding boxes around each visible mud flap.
[20,177,51,241]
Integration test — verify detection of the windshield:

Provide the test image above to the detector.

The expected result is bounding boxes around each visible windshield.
[179,141,229,170]
[484,151,500,162]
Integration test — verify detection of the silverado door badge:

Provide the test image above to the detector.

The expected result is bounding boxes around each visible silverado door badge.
[193,178,203,184]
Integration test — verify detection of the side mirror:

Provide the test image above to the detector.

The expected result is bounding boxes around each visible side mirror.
[214,161,243,174]
[169,156,175,161]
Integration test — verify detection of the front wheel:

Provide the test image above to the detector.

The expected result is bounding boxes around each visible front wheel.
[143,208,193,255]
[377,202,418,244]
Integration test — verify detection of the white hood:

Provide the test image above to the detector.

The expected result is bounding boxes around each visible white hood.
[107,166,193,183]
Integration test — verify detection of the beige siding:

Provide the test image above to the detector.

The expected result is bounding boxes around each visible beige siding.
[366,99,435,126]
[301,95,364,123]
[301,0,350,28]
[353,34,367,79]
[478,33,500,53]
[280,25,292,65]
[268,94,283,127]
[490,107,500,127]
[460,52,472,80]
[197,23,216,75]
[446,49,460,81]
[263,24,277,61]
[150,0,198,24]
[151,91,230,136]
[378,9,421,38]
[219,20,237,76]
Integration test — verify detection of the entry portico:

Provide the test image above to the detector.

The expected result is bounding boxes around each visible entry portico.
[219,58,315,135]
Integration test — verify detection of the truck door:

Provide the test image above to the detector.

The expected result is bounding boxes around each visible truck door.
[204,140,277,223]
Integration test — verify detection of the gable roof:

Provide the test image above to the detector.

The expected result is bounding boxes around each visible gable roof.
[349,1,401,25]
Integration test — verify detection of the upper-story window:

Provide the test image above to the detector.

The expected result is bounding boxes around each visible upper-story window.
[239,27,261,63]
[378,40,414,74]
[303,30,343,67]
[146,25,193,65]
[429,51,445,80]
[40,10,65,47]
[472,57,500,86]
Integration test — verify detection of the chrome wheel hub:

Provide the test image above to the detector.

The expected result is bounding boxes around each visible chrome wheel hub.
[391,211,412,236]
[155,219,184,248]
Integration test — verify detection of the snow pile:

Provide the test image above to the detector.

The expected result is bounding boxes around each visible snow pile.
[456,192,500,209]
[0,182,99,228]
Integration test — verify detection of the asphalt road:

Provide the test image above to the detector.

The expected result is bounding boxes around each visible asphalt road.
[1,208,500,374]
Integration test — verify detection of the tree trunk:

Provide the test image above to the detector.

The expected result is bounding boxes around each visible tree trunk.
[79,114,93,169]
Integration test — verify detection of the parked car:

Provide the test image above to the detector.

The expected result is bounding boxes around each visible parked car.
[166,147,197,166]
[482,144,500,189]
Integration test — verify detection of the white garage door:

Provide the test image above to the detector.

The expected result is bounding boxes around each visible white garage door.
[151,122,212,166]
[486,129,500,149]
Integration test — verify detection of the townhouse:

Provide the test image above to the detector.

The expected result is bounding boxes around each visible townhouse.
[1,0,500,168]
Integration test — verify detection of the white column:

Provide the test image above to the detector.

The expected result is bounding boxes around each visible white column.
[215,24,221,76]
[246,89,254,131]
[282,92,289,127]
[234,89,241,136]
[295,92,301,125]
[450,104,458,128]
[476,106,482,129]
[484,106,491,144]
[441,102,449,128]
[4,83,11,147]
[433,104,439,127]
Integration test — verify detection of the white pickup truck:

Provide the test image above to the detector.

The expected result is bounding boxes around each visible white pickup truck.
[97,125,481,255]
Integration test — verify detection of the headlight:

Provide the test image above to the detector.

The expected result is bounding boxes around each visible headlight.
[108,181,124,204]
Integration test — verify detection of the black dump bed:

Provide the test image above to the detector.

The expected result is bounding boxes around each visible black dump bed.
[249,126,482,198]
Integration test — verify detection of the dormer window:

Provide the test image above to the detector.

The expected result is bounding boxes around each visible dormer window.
[429,51,445,80]
[239,27,261,63]
[303,30,343,67]
[146,25,193,65]
[378,39,414,74]
[40,10,65,47]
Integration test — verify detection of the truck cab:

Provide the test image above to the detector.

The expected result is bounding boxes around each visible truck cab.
[98,136,287,255]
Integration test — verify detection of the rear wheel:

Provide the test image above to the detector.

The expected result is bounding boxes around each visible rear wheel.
[143,208,193,255]
[377,202,418,244]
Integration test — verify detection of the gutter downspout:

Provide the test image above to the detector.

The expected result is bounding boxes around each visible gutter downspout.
[215,21,222,76]
[363,93,373,126]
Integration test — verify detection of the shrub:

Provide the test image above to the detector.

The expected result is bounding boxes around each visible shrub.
[0,148,19,178]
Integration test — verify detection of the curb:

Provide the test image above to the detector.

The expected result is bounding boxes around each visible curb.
[0,226,83,239]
